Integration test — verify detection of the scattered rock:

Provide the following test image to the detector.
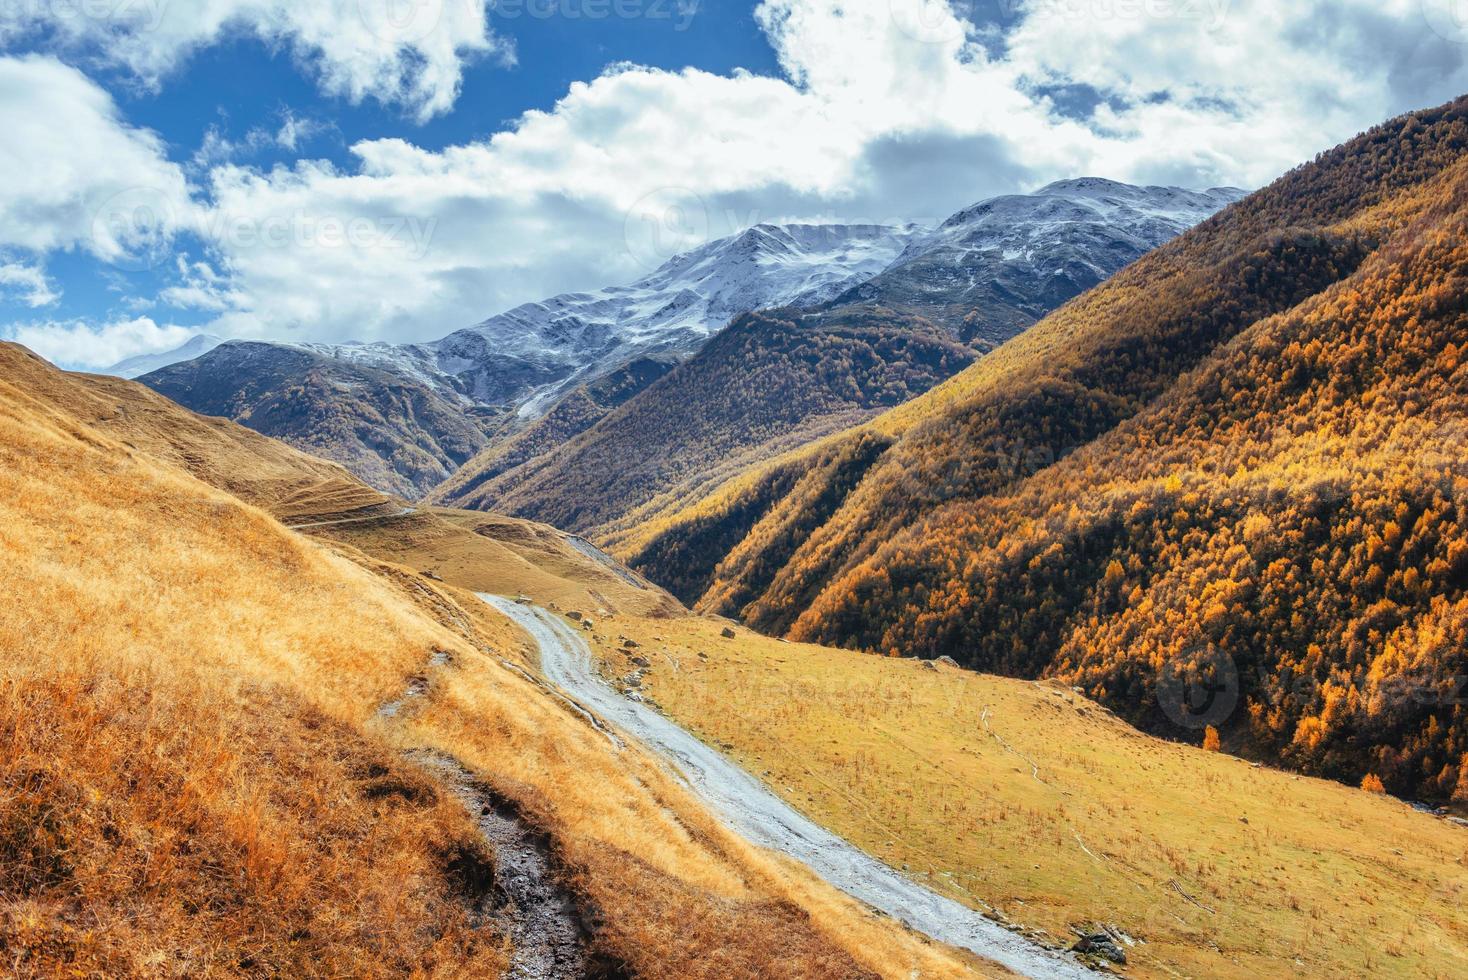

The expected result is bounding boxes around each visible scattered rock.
[580,619,594,631]
[421,569,443,582]
[1072,934,1127,965]
[628,656,650,668]
[515,595,533,605]
[720,626,737,639]
[622,674,642,689]
[697,652,708,660]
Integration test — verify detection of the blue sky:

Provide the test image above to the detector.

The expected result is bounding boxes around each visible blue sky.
[3,0,1468,368]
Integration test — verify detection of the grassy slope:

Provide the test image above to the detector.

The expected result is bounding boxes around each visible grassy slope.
[1,345,393,522]
[0,343,993,979]
[320,505,684,619]
[581,614,1468,980]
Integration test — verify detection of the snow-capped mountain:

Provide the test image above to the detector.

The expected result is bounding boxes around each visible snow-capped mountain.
[317,222,917,414]
[834,178,1246,344]
[140,181,1242,497]
[103,334,223,379]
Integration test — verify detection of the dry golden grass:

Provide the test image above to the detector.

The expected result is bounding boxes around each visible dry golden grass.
[583,613,1468,980]
[3,343,392,522]
[320,505,681,619]
[0,344,999,977]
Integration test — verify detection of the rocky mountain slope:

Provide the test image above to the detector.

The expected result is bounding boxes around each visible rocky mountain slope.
[432,180,1242,529]
[142,341,497,498]
[615,95,1468,802]
[835,179,1243,345]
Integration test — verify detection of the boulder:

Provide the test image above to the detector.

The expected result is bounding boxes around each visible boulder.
[720,626,737,639]
[937,656,960,668]
[567,611,584,621]
[1072,934,1126,965]
[622,638,640,649]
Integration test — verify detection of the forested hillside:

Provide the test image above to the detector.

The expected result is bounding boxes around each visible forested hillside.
[433,308,974,529]
[621,96,1468,800]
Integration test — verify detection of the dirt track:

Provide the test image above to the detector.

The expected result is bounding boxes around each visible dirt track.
[479,595,1091,980]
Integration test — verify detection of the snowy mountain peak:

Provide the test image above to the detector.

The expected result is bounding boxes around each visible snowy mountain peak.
[425,221,920,407]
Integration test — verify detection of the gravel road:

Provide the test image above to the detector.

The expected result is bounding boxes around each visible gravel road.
[479,595,1091,980]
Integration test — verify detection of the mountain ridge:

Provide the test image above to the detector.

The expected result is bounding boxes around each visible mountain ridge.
[430,179,1243,531]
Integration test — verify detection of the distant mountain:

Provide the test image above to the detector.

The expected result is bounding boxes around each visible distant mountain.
[141,224,916,494]
[432,180,1243,531]
[431,222,919,411]
[142,341,495,498]
[104,334,222,379]
[616,95,1468,802]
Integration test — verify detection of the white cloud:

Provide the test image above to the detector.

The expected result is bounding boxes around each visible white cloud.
[0,261,60,307]
[7,316,193,369]
[181,0,1468,346]
[0,0,506,121]
[0,55,191,262]
[8,0,1468,352]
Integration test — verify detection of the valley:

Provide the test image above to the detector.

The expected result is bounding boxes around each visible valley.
[6,60,1468,980]
[305,495,1468,979]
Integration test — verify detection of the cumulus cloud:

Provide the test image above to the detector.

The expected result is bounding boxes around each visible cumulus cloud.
[0,261,60,307]
[0,55,191,262]
[9,0,1468,351]
[179,0,1468,346]
[0,0,505,121]
[7,316,193,369]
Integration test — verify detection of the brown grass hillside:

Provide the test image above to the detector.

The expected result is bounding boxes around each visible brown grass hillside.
[618,96,1468,801]
[3,345,391,522]
[0,343,997,978]
[579,613,1468,980]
